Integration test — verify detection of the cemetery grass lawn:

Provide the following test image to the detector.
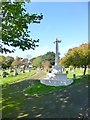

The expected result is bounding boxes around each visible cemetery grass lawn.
[24,69,89,96]
[1,68,89,118]
[24,83,67,96]
[0,70,36,86]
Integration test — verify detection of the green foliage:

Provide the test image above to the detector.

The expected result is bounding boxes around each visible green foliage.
[0,55,14,69]
[42,60,50,69]
[0,55,31,69]
[60,43,89,75]
[32,56,42,68]
[1,2,43,53]
[31,51,55,68]
[11,57,21,68]
[42,51,55,66]
[4,56,14,68]
[0,56,6,68]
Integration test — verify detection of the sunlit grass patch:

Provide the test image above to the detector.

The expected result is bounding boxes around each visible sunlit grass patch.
[0,70,36,86]
[24,83,66,96]
[24,74,89,96]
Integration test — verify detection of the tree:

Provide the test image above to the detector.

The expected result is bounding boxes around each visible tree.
[11,57,21,68]
[0,55,14,69]
[42,51,55,67]
[5,56,14,68]
[32,56,42,68]
[60,56,70,68]
[1,1,43,53]
[42,60,50,70]
[0,56,6,69]
[78,44,89,75]
[31,51,55,68]
[60,43,89,75]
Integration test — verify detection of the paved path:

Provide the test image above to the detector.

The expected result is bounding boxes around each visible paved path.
[2,71,88,119]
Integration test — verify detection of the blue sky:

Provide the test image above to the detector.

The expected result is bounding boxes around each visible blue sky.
[31,0,89,2]
[1,2,88,59]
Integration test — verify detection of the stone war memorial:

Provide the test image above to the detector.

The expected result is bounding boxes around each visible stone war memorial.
[40,37,73,86]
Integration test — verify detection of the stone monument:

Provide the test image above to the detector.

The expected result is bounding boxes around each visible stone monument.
[40,37,73,86]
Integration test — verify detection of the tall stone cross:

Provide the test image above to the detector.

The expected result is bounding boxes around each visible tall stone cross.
[54,37,61,66]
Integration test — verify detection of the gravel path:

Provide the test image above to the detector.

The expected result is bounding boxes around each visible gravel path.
[2,71,88,119]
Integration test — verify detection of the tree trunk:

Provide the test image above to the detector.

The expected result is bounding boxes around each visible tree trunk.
[83,65,87,76]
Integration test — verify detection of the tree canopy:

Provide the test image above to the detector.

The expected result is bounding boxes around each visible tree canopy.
[1,1,43,53]
[31,51,55,68]
[11,57,21,68]
[0,55,14,69]
[60,43,89,75]
[42,51,55,66]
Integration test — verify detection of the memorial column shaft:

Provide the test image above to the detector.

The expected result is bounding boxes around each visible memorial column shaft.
[55,41,59,65]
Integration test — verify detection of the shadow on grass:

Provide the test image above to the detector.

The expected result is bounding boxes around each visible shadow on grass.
[1,74,89,119]
[23,74,89,97]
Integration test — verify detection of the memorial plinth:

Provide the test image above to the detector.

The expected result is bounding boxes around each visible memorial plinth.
[40,37,73,86]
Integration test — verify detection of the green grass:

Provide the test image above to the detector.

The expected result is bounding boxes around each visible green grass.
[24,68,89,96]
[0,70,36,86]
[24,83,67,96]
[24,75,89,96]
[1,68,89,118]
[67,68,89,78]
